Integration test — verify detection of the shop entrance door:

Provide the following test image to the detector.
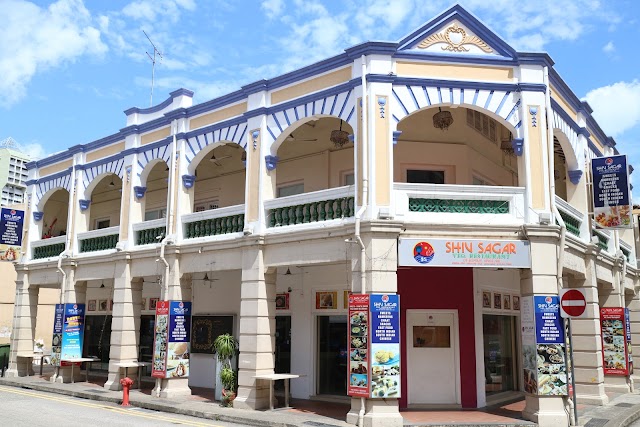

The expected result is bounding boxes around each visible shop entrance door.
[406,310,460,406]
[317,315,348,395]
[483,314,517,396]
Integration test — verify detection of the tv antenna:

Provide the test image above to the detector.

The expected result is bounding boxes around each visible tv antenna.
[143,30,163,107]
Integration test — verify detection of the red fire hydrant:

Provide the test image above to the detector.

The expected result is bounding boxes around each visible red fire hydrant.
[120,377,134,406]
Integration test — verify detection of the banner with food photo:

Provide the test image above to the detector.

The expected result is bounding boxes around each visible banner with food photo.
[166,301,191,378]
[50,304,64,367]
[534,296,567,395]
[0,208,23,262]
[369,294,401,399]
[152,301,170,378]
[601,308,628,375]
[625,308,633,374]
[591,155,632,229]
[348,294,370,397]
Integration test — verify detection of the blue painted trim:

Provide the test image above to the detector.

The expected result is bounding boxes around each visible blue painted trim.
[586,115,615,148]
[133,186,147,199]
[568,170,583,185]
[588,139,603,157]
[269,79,360,113]
[265,155,279,171]
[393,51,518,66]
[187,90,246,117]
[170,88,194,98]
[392,130,402,146]
[578,127,590,139]
[124,88,193,116]
[33,211,43,221]
[551,98,582,136]
[79,199,91,211]
[519,83,547,93]
[369,75,540,95]
[516,52,554,67]
[345,41,399,58]
[184,116,247,140]
[164,108,188,121]
[511,138,524,156]
[182,174,196,189]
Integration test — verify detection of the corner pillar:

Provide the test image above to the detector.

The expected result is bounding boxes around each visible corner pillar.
[6,271,38,377]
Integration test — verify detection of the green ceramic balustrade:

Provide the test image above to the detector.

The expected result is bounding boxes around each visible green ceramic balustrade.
[269,197,355,227]
[80,234,119,253]
[184,214,244,238]
[136,226,166,245]
[557,210,581,237]
[33,242,65,259]
[593,231,609,251]
[621,247,632,263]
[408,198,509,214]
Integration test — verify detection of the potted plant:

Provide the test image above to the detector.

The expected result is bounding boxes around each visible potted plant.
[213,333,238,407]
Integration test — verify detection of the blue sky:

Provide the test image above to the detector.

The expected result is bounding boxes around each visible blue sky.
[2,0,639,176]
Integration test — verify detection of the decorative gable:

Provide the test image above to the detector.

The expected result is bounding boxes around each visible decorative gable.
[415,21,495,55]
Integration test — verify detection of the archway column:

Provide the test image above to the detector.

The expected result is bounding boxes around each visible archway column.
[6,269,38,377]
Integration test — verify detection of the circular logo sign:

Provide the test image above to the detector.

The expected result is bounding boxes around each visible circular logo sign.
[545,296,552,304]
[73,304,77,310]
[413,242,435,264]
[381,295,389,303]
[179,302,184,308]
[10,210,16,215]
[606,157,613,165]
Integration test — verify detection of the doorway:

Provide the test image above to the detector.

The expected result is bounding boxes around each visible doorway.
[317,315,348,395]
[483,314,517,396]
[83,315,112,371]
[406,310,460,406]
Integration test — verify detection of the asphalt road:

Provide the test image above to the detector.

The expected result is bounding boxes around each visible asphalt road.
[0,385,248,427]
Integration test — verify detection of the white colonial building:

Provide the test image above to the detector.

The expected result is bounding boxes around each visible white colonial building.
[8,5,640,427]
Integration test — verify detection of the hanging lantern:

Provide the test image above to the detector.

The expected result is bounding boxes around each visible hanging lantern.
[433,107,454,131]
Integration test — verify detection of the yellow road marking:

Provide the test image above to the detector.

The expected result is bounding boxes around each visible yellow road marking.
[0,386,222,426]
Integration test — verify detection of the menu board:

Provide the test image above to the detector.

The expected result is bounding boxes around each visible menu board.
[625,308,633,374]
[0,208,23,261]
[191,315,234,354]
[348,294,369,398]
[370,294,401,399]
[591,155,632,229]
[50,304,64,366]
[50,303,85,367]
[152,301,170,378]
[167,301,191,378]
[601,307,628,375]
[521,296,567,396]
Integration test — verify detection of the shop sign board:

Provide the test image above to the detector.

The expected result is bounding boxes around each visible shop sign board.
[601,308,628,375]
[625,308,633,374]
[521,296,567,396]
[152,300,170,378]
[348,294,369,398]
[591,154,632,229]
[559,289,587,318]
[369,294,401,399]
[0,208,23,261]
[398,238,530,268]
[167,301,191,378]
[50,303,85,367]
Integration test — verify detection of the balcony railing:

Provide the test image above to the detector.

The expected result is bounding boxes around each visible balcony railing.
[265,186,355,228]
[133,219,166,245]
[394,184,525,225]
[31,236,66,260]
[182,204,245,239]
[78,226,119,253]
[555,196,584,237]
[592,228,610,252]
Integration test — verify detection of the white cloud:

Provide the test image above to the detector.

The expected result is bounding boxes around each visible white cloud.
[584,80,640,137]
[261,0,285,19]
[603,41,615,53]
[0,0,107,108]
[21,142,49,161]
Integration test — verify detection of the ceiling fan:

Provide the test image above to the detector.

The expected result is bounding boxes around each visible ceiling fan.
[209,152,232,166]
[285,131,317,142]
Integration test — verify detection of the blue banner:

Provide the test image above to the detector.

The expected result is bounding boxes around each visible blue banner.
[166,301,191,378]
[591,155,632,229]
[0,208,23,246]
[534,296,563,344]
[370,294,400,344]
[61,303,85,361]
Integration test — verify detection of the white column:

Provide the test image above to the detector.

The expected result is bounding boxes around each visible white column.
[6,270,37,377]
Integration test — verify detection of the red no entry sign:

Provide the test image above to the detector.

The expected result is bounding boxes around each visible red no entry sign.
[560,289,587,318]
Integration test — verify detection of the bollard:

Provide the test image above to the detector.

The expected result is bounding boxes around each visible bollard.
[120,377,134,406]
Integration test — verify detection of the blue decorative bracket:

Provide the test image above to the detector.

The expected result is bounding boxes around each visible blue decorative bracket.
[251,130,260,150]
[265,155,279,171]
[377,97,386,118]
[133,186,147,199]
[33,211,44,221]
[529,107,538,127]
[568,170,583,185]
[182,174,196,189]
[79,199,91,211]
[393,131,403,146]
[511,138,524,156]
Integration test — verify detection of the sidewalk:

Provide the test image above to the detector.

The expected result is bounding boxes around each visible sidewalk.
[4,369,639,427]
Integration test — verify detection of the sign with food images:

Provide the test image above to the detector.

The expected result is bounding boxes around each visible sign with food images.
[370,294,401,399]
[348,294,369,397]
[50,304,64,367]
[601,308,628,376]
[152,300,170,378]
[167,301,191,378]
[591,155,632,229]
[625,308,633,374]
[0,208,23,261]
[60,303,85,366]
[521,296,567,396]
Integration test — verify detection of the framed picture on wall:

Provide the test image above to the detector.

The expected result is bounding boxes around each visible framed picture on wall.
[513,296,520,311]
[87,300,96,312]
[150,298,159,310]
[493,293,502,309]
[503,295,511,310]
[141,298,147,310]
[99,300,108,311]
[482,291,491,308]
[275,293,289,310]
[316,291,337,309]
[109,300,114,311]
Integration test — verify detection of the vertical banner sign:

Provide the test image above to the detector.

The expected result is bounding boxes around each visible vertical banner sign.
[151,301,170,378]
[348,294,370,397]
[601,308,628,375]
[50,304,64,366]
[625,308,633,375]
[167,301,191,378]
[0,208,23,261]
[521,296,567,395]
[591,154,632,229]
[60,303,85,366]
[370,294,401,398]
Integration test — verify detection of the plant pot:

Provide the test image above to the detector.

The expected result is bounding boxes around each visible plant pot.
[221,389,236,407]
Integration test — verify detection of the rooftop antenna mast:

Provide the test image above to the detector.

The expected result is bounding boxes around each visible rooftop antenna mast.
[143,30,163,107]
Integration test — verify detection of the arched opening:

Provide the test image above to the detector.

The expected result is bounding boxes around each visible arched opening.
[87,174,123,231]
[553,137,569,201]
[192,143,246,211]
[142,161,169,221]
[40,188,69,239]
[395,106,519,186]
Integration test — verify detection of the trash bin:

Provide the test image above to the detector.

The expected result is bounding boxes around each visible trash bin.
[0,344,9,376]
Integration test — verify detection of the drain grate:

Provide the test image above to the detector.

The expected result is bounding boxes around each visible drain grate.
[616,402,634,408]
[585,418,609,427]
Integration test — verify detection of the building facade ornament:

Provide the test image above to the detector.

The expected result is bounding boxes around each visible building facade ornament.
[417,22,493,53]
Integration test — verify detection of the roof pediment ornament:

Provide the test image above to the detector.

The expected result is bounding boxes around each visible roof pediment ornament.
[417,22,493,54]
